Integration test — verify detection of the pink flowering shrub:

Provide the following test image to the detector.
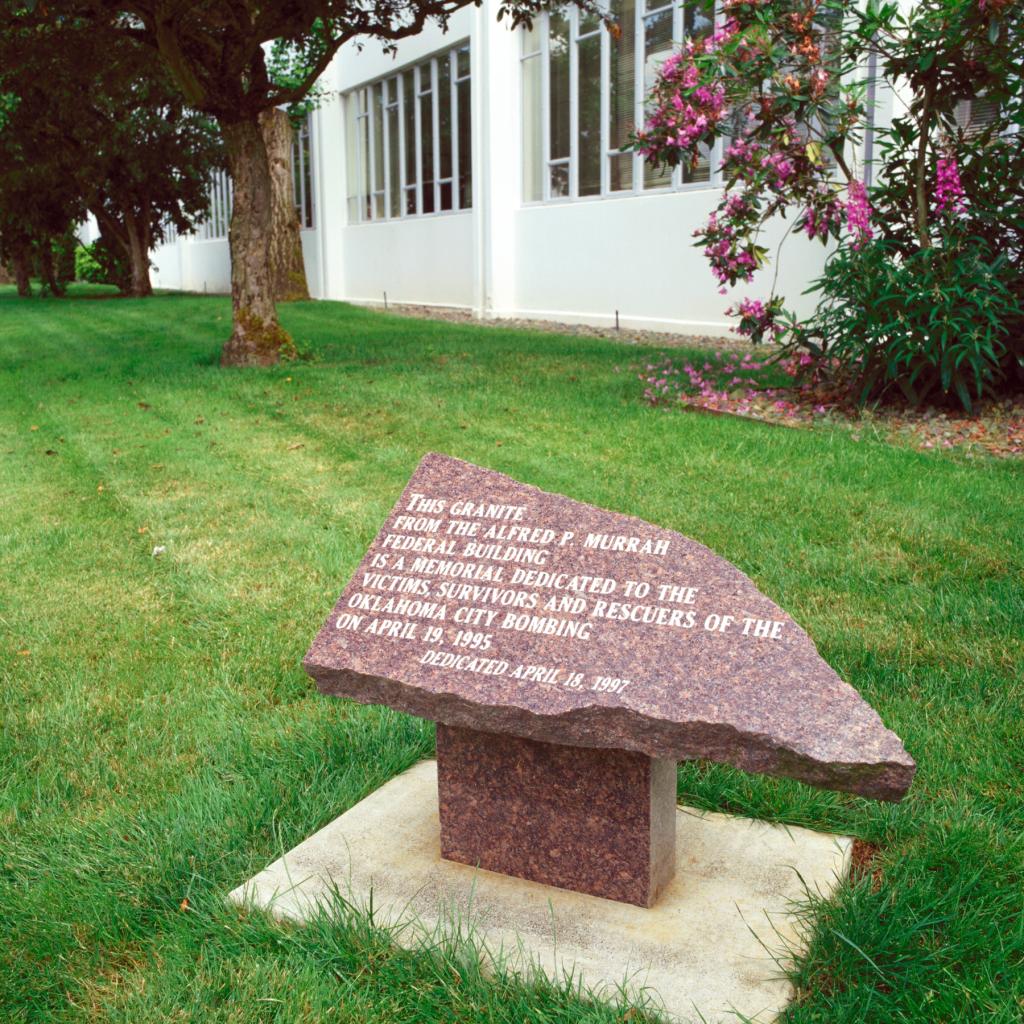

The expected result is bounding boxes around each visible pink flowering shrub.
[633,0,1024,409]
[934,156,967,217]
[844,180,873,250]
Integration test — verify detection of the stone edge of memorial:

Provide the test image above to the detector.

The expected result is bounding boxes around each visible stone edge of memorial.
[306,662,916,801]
[303,453,916,803]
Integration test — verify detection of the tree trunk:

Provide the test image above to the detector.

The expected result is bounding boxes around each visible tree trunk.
[91,207,135,295]
[914,79,937,251]
[219,117,294,367]
[259,107,310,303]
[12,247,32,297]
[124,211,153,297]
[39,241,65,297]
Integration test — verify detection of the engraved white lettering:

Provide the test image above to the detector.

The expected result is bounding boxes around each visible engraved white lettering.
[583,533,670,556]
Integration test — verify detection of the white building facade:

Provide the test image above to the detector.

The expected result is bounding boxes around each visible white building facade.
[150,0,858,336]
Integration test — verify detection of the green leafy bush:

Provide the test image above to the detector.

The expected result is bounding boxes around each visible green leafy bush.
[74,239,130,292]
[807,241,1017,411]
[74,243,104,283]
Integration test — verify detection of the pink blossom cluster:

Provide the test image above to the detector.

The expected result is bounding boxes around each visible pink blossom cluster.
[801,201,843,240]
[637,21,738,164]
[636,0,872,326]
[761,150,795,185]
[934,156,967,216]
[728,297,784,342]
[700,210,758,291]
[707,18,741,48]
[721,122,808,194]
[845,179,873,250]
[639,77,726,158]
[800,183,844,241]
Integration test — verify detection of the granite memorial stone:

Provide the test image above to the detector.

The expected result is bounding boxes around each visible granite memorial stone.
[304,453,914,906]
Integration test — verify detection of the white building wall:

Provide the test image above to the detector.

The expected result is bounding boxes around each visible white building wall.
[149,0,829,335]
[340,215,476,308]
[511,187,821,333]
[152,231,322,297]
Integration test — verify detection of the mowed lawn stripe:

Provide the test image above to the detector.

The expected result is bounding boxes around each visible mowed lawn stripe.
[1,286,1022,1023]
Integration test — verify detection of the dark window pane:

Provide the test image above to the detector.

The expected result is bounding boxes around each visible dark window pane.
[682,5,712,183]
[550,162,569,197]
[372,83,384,194]
[643,9,673,188]
[420,82,434,213]
[686,2,713,38]
[403,69,417,200]
[609,151,633,192]
[578,32,601,196]
[358,110,371,218]
[387,100,400,217]
[303,129,313,226]
[549,12,570,162]
[457,77,472,208]
[609,0,636,191]
[439,56,453,180]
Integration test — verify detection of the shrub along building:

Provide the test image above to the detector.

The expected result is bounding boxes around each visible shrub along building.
[150,0,891,335]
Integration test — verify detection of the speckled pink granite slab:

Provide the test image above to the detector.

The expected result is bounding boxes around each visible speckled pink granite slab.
[436,724,677,906]
[304,453,914,801]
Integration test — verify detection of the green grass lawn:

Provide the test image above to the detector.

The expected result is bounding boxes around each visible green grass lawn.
[1,284,1022,1023]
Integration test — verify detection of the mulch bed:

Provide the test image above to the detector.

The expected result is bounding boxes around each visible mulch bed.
[639,353,1024,459]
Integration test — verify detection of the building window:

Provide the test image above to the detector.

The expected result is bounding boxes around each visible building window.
[292,114,315,229]
[198,169,233,240]
[955,95,1002,138]
[521,1,716,203]
[346,42,472,222]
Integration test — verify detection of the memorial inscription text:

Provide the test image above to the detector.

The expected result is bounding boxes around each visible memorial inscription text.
[333,491,787,696]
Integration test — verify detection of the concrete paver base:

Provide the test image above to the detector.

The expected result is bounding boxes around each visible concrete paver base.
[229,760,852,1023]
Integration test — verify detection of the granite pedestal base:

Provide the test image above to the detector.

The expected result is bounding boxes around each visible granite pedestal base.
[437,725,676,907]
[230,760,853,1024]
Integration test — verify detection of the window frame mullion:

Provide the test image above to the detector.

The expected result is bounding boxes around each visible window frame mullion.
[541,12,552,202]
[600,15,610,198]
[569,8,579,199]
[382,80,391,220]
[398,76,408,217]
[355,94,368,224]
[633,0,644,194]
[413,65,423,215]
[300,121,310,227]
[431,57,442,213]
[369,87,379,219]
